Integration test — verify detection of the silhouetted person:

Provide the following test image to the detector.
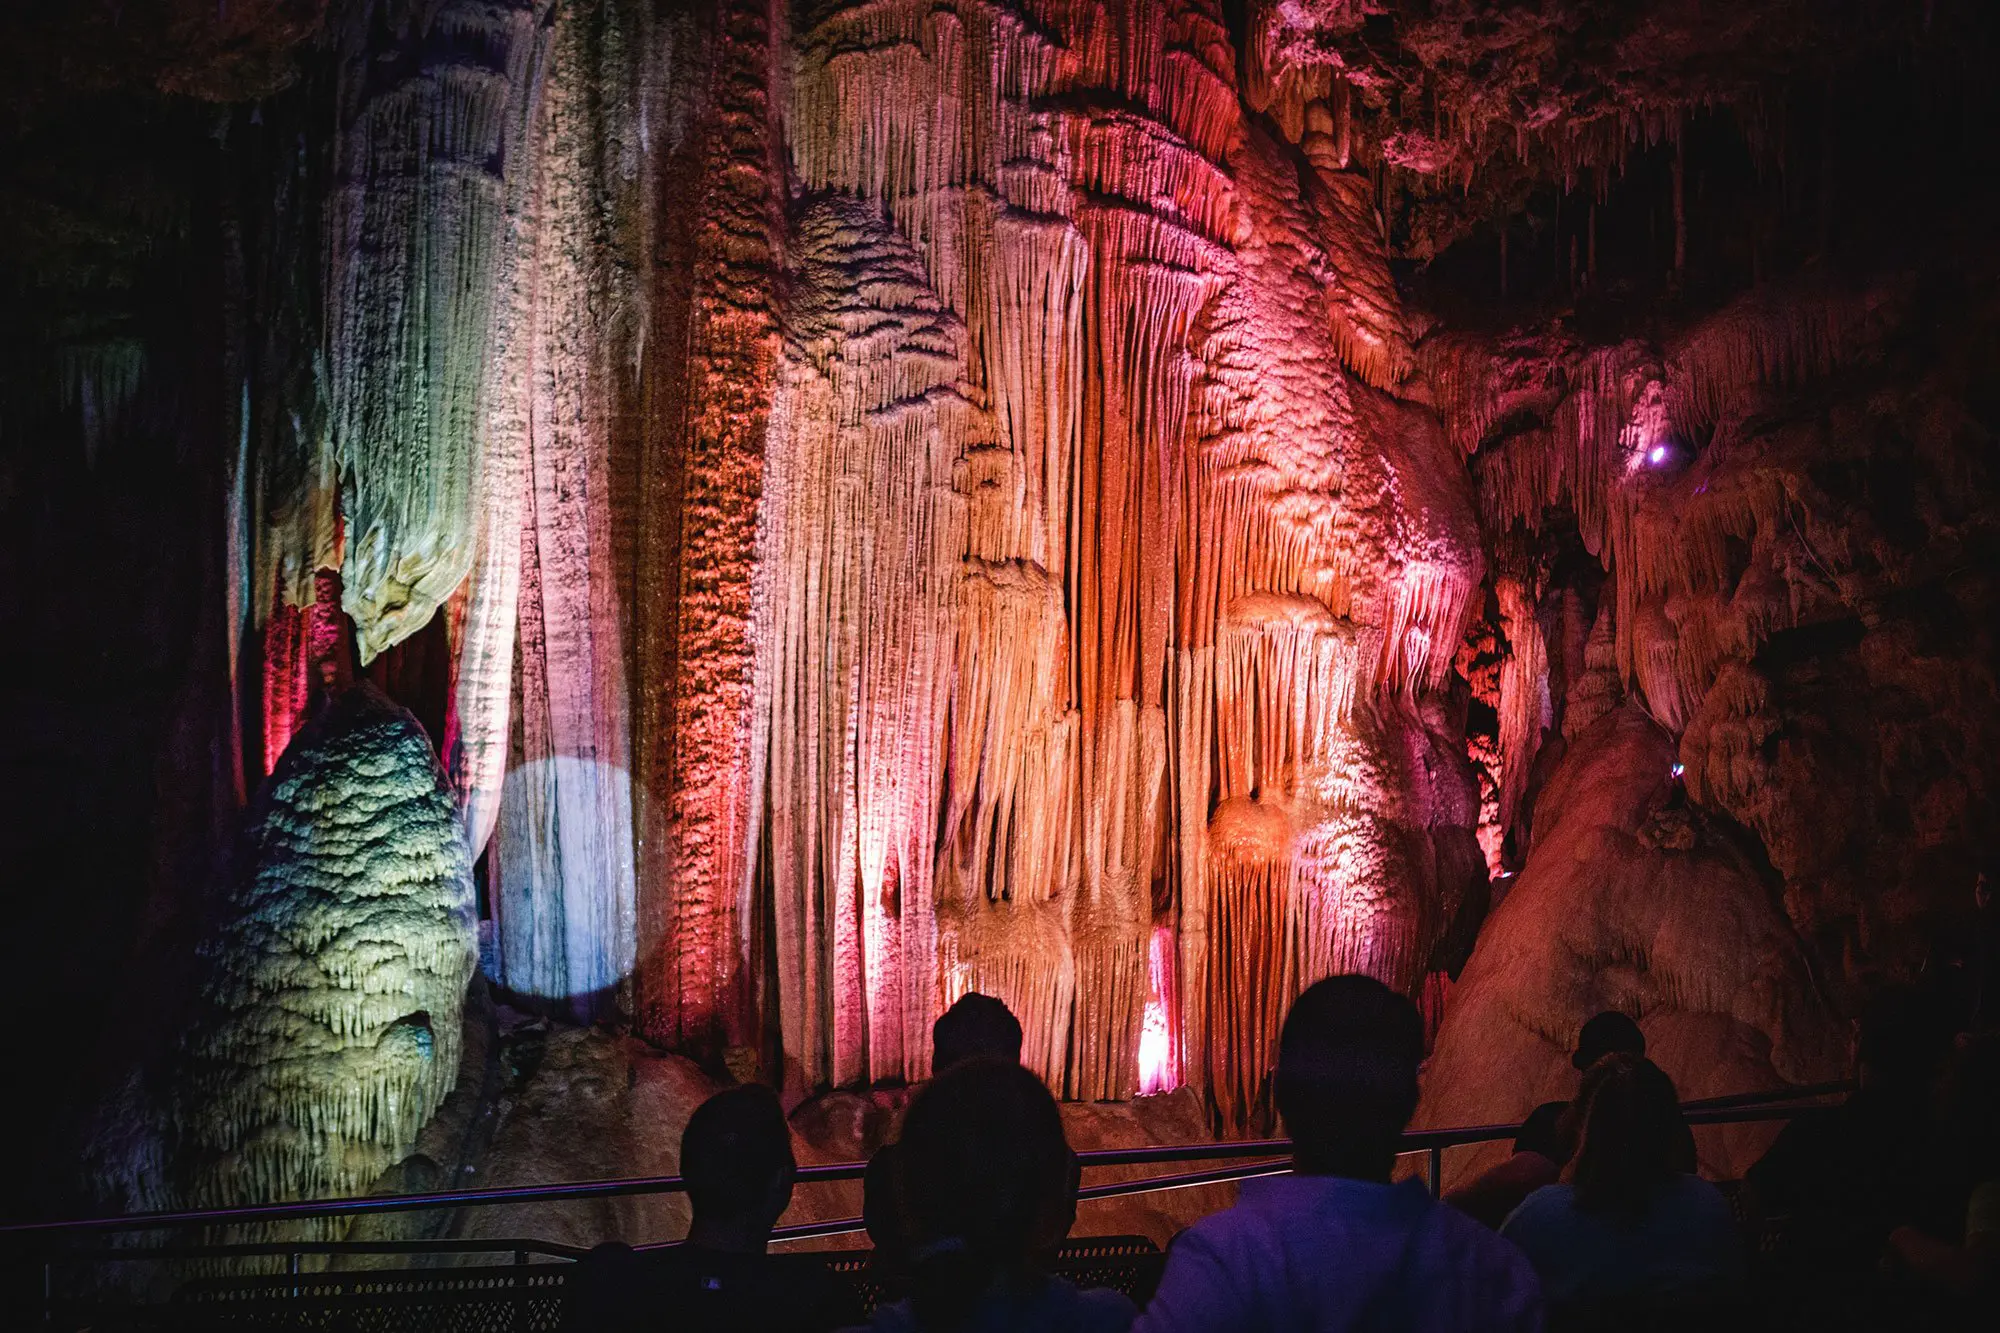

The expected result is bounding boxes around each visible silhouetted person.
[1445,1010,1674,1230]
[1134,975,1543,1332]
[1518,1012,1649,1164]
[865,994,1026,1281]
[931,992,1025,1071]
[563,1084,863,1333]
[1499,1055,1742,1317]
[1886,1031,2000,1298]
[1744,983,1960,1272]
[849,1057,1132,1332]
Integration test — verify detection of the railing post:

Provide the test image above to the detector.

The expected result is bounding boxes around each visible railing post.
[513,1247,529,1333]
[1426,1146,1443,1197]
[42,1258,53,1330]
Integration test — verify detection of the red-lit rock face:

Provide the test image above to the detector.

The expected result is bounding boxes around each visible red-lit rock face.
[1417,706,1845,1182]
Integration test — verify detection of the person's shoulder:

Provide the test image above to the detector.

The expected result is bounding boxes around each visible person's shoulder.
[1423,1195,1544,1304]
[1496,1181,1576,1239]
[1504,1181,1575,1221]
[1434,1189,1546,1253]
[1174,1194,1280,1251]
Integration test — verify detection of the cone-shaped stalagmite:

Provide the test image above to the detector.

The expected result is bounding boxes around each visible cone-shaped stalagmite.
[175,686,476,1209]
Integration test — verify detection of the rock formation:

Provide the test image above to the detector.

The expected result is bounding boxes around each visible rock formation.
[1417,706,1844,1181]
[172,685,477,1210]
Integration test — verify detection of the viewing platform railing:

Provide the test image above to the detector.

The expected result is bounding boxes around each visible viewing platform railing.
[0,1072,1848,1320]
[2,1079,1853,1324]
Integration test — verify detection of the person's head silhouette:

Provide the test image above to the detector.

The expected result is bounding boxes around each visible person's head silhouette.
[931,991,1024,1073]
[1275,975,1425,1181]
[1855,983,1955,1094]
[895,1058,1075,1327]
[680,1084,797,1253]
[1566,1054,1687,1218]
[1570,1011,1646,1072]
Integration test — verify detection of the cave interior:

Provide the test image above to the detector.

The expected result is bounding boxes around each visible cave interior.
[2,0,1998,1230]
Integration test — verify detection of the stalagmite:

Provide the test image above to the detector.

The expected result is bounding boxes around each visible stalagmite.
[261,569,351,774]
[1417,707,1842,1181]
[1564,593,1624,741]
[173,686,476,1209]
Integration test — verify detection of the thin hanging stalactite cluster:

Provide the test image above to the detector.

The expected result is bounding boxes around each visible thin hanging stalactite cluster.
[319,0,549,664]
[1453,281,1890,765]
[784,0,1484,1110]
[486,0,647,1026]
[751,197,973,1088]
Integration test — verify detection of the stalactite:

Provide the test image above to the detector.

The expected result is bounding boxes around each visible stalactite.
[489,0,641,1022]
[1493,578,1548,832]
[1176,122,1482,1125]
[1679,660,1776,814]
[324,1,548,663]
[1290,700,1453,996]
[751,196,970,1087]
[242,0,1491,1115]
[442,16,548,863]
[1202,795,1295,1128]
[1665,286,1879,441]
[1455,283,1885,743]
[787,0,1246,1100]
[173,686,475,1210]
[59,337,147,468]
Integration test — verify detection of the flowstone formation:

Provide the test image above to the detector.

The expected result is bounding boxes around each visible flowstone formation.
[777,0,1486,1106]
[1417,707,1844,1182]
[197,0,1497,1113]
[171,685,476,1209]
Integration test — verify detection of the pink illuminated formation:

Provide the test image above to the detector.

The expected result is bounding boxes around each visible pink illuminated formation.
[242,0,1505,1117]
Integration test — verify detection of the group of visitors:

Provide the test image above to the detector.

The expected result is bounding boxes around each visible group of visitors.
[564,974,1997,1332]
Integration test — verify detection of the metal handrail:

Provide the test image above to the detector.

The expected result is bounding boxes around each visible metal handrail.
[44,1238,592,1265]
[1678,1079,1852,1111]
[4,1080,1851,1242]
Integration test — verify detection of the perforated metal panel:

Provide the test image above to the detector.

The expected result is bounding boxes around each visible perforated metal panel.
[172,1263,569,1332]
